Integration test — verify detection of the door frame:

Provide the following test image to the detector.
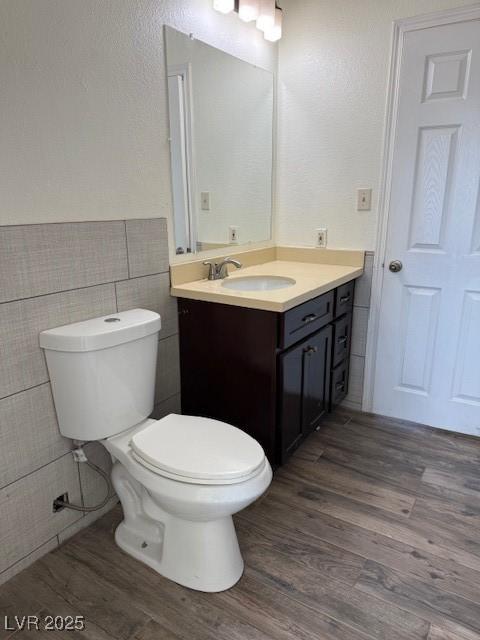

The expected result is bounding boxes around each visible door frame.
[167,62,198,253]
[363,3,480,412]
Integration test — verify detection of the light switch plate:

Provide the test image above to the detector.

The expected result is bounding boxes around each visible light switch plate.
[357,188,372,211]
[201,192,211,211]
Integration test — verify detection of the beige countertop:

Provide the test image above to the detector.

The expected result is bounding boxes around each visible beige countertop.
[170,260,363,312]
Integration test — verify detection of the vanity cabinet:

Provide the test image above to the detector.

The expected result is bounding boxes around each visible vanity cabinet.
[278,324,332,461]
[177,279,354,466]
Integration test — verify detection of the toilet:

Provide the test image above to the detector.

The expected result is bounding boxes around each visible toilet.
[39,309,272,592]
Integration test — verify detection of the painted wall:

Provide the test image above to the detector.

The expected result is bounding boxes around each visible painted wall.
[0,0,275,227]
[276,0,473,250]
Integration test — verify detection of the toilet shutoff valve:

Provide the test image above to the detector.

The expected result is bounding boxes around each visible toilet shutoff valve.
[72,447,88,463]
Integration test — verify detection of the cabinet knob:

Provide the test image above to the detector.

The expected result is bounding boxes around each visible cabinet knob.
[304,346,318,355]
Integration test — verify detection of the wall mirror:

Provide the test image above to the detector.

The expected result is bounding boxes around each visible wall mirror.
[165,26,274,256]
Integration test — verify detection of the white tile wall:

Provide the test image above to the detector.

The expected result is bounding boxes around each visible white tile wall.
[0,217,179,586]
[342,252,373,411]
[155,335,181,405]
[0,284,117,399]
[0,537,58,587]
[0,454,83,573]
[0,222,128,303]
[0,383,71,488]
[116,272,178,339]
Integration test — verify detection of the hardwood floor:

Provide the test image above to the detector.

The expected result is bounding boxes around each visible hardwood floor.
[2,409,480,640]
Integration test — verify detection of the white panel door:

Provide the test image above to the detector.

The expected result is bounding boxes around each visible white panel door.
[373,18,480,435]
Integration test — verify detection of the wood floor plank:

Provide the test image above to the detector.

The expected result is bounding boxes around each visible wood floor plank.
[9,566,119,640]
[219,568,382,640]
[235,514,365,586]
[321,442,425,492]
[1,409,479,640]
[292,438,324,462]
[240,495,480,606]
[0,578,44,640]
[355,561,480,633]
[321,437,480,509]
[337,411,480,458]
[132,620,182,640]
[428,623,480,640]
[321,415,480,479]
[278,456,416,516]
[268,473,480,572]
[30,550,147,640]
[411,497,480,542]
[422,469,480,500]
[235,523,429,640]
[62,527,278,640]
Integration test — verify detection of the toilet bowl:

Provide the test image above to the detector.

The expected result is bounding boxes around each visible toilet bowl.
[104,415,272,591]
[39,309,272,592]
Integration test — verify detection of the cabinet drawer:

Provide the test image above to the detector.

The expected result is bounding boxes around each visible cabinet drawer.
[332,312,352,368]
[334,281,354,318]
[280,290,334,349]
[330,361,349,408]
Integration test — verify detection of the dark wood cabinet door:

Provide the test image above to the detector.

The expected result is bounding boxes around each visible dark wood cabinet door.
[278,339,304,461]
[178,298,279,463]
[332,312,352,368]
[302,324,332,433]
[278,324,332,461]
[330,359,349,409]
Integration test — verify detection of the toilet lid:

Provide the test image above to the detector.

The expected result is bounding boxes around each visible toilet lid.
[130,414,266,482]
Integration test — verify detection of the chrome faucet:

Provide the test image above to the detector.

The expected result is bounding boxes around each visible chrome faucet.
[203,257,242,280]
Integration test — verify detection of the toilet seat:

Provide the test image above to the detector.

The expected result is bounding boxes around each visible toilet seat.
[129,414,266,485]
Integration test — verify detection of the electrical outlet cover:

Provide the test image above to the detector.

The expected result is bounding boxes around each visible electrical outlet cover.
[316,228,327,248]
[229,226,239,243]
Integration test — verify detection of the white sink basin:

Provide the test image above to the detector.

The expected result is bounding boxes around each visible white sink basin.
[221,275,296,292]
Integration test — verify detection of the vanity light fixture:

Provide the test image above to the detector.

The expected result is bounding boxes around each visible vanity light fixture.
[256,0,275,31]
[213,0,282,40]
[238,0,259,22]
[263,5,282,41]
[213,0,235,14]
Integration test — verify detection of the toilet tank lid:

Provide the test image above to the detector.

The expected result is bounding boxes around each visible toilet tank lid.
[39,309,161,352]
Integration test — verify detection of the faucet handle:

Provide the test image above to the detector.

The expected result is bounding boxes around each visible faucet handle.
[203,261,217,281]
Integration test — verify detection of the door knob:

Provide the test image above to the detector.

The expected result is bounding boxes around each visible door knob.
[389,260,403,273]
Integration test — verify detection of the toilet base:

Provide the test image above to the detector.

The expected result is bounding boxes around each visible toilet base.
[111,463,245,592]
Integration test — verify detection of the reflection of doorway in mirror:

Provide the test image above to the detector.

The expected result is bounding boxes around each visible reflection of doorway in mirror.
[167,65,196,255]
[165,26,274,256]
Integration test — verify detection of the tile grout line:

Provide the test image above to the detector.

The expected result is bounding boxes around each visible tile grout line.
[0,217,166,230]
[114,281,119,313]
[0,535,58,578]
[0,449,73,492]
[0,279,118,307]
[154,391,181,409]
[0,387,181,492]
[124,220,131,279]
[0,380,50,402]
[0,268,172,307]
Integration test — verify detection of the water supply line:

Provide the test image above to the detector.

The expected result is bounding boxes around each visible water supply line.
[53,447,114,513]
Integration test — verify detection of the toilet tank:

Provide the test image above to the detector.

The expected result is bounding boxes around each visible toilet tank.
[40,309,161,441]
